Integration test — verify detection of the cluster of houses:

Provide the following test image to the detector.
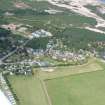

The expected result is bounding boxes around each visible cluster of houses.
[48,49,86,62]
[4,63,32,75]
[3,58,54,73]
[26,48,44,57]
[30,29,52,39]
[0,22,53,40]
[0,74,16,105]
[26,47,86,63]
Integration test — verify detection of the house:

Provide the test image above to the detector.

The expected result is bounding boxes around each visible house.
[48,49,86,62]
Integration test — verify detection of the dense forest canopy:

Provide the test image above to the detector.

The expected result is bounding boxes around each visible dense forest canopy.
[0,28,11,37]
[53,27,105,51]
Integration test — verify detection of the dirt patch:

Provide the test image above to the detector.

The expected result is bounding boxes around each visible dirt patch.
[14,2,30,9]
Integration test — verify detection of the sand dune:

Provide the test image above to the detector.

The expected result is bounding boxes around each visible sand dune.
[47,0,105,28]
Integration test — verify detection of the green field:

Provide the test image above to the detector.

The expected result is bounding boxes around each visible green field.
[7,76,49,105]
[46,70,105,105]
[7,58,105,105]
[38,58,103,80]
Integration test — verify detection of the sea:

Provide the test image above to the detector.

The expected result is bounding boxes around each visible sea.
[100,0,105,3]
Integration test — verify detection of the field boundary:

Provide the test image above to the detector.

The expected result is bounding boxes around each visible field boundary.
[39,58,104,80]
[45,69,104,81]
[39,77,52,105]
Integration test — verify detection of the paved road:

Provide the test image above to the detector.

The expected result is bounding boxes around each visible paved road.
[0,49,18,63]
[0,38,32,65]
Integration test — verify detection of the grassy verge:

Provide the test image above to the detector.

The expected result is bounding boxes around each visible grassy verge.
[38,58,103,80]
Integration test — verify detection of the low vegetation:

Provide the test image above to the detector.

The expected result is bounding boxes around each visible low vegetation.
[46,70,105,105]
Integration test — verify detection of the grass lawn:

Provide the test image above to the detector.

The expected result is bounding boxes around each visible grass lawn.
[38,58,103,80]
[46,70,105,105]
[7,76,48,105]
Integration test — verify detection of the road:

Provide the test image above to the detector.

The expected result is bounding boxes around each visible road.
[0,38,32,65]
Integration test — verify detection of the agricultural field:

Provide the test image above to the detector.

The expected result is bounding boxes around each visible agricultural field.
[46,70,105,105]
[7,58,105,105]
[7,76,49,105]
[38,58,103,80]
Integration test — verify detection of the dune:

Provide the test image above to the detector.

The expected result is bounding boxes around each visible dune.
[47,0,105,28]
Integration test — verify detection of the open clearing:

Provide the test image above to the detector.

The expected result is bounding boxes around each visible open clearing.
[46,70,105,105]
[38,58,103,80]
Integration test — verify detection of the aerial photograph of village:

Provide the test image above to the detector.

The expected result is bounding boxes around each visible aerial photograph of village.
[1,0,105,105]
